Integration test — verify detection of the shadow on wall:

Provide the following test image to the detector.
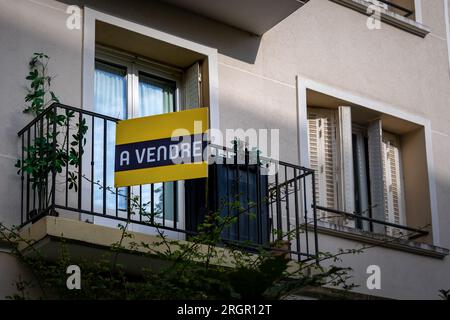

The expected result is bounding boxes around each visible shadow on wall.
[435,174,450,249]
[57,0,262,64]
[219,89,299,165]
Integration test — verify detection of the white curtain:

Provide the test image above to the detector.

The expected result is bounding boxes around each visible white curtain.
[138,75,174,117]
[92,64,176,221]
[138,74,175,221]
[93,63,127,212]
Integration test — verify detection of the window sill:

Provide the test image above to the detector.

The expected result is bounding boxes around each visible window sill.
[312,221,449,259]
[330,0,431,38]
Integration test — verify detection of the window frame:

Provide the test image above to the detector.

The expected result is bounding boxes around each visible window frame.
[91,47,183,232]
[95,46,182,118]
[306,106,409,235]
[297,77,440,245]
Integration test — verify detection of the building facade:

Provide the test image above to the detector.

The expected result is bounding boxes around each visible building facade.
[0,0,449,299]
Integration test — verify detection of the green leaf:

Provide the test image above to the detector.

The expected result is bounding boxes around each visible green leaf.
[50,91,60,103]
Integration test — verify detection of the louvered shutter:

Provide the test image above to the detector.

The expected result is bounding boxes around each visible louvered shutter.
[382,133,406,236]
[184,62,202,109]
[307,108,338,222]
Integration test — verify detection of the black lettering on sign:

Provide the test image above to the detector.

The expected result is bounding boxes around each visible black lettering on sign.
[114,134,207,172]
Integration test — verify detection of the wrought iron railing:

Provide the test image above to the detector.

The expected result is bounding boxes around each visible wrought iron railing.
[313,205,429,240]
[17,103,319,262]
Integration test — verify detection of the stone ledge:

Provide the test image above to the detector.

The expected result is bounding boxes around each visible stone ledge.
[312,221,449,259]
[330,0,431,37]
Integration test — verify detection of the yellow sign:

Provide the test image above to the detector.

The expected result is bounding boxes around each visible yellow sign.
[114,108,208,187]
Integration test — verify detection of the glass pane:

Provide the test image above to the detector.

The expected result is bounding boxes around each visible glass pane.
[137,72,176,222]
[94,61,127,212]
[138,73,175,116]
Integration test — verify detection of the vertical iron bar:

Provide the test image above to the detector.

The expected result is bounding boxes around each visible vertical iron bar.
[114,124,118,218]
[245,149,250,241]
[255,150,261,244]
[275,171,282,240]
[90,116,94,213]
[284,166,291,240]
[234,142,240,241]
[127,186,131,221]
[139,186,142,222]
[115,188,119,218]
[225,152,231,240]
[270,176,274,243]
[151,184,154,225]
[103,119,107,215]
[51,106,57,211]
[65,109,69,207]
[293,167,301,262]
[311,171,319,262]
[46,114,50,208]
[78,113,83,210]
[21,134,24,225]
[33,124,36,212]
[39,118,43,211]
[303,171,310,257]
[173,182,177,230]
[26,129,30,219]
[162,183,166,226]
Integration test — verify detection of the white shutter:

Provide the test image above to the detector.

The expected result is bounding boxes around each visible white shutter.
[367,119,386,234]
[307,108,338,223]
[382,132,406,237]
[337,106,355,216]
[183,62,201,109]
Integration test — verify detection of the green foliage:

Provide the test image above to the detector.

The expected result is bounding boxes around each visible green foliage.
[0,192,357,300]
[24,53,59,116]
[439,289,450,300]
[15,53,87,206]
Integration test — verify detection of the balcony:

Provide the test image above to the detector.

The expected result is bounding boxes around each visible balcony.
[17,103,320,262]
[17,103,442,263]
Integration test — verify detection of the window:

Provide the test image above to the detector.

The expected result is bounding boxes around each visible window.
[331,0,429,37]
[307,107,407,236]
[382,131,406,236]
[93,48,190,223]
[381,0,415,18]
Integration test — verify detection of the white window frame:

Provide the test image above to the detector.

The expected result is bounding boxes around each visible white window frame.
[82,7,219,240]
[413,0,422,23]
[82,7,219,129]
[296,75,440,246]
[95,46,182,117]
[91,50,183,235]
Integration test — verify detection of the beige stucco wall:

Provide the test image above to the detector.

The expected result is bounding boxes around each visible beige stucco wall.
[0,0,83,226]
[0,0,449,299]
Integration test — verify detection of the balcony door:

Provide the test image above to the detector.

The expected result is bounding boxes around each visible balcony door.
[92,50,180,230]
